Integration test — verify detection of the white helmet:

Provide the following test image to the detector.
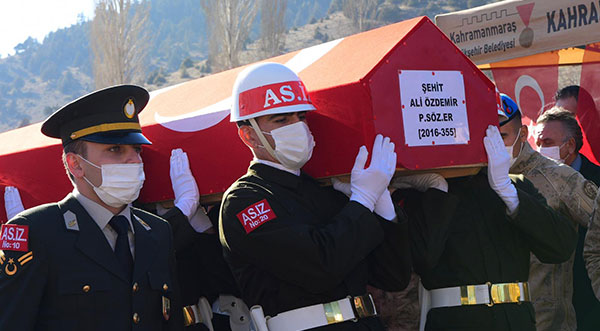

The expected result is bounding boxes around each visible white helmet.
[230,62,316,122]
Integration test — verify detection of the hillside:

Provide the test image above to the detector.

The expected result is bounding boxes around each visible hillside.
[0,0,494,133]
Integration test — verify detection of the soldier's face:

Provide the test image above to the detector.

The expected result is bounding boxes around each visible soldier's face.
[498,117,525,158]
[239,112,309,163]
[79,142,143,187]
[255,111,308,139]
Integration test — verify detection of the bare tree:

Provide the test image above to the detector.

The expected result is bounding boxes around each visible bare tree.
[91,0,150,88]
[201,0,258,72]
[342,0,378,32]
[259,0,287,58]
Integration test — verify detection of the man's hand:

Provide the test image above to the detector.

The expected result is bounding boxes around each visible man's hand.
[170,149,199,219]
[349,135,396,211]
[483,125,519,215]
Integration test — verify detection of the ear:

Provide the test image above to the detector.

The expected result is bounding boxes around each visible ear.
[65,153,84,179]
[519,125,528,142]
[238,126,259,149]
[567,137,577,153]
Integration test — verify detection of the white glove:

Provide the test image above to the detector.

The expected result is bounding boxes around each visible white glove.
[332,178,396,221]
[4,186,25,220]
[170,148,199,219]
[331,177,352,196]
[188,206,213,233]
[374,189,397,221]
[483,125,519,215]
[350,135,397,211]
[391,173,448,193]
[154,203,169,217]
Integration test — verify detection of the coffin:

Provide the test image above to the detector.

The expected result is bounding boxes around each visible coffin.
[0,16,497,220]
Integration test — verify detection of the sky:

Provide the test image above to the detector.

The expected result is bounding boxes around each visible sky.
[0,0,95,58]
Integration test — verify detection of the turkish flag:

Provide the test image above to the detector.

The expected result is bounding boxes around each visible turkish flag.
[490,56,559,147]
[579,43,600,165]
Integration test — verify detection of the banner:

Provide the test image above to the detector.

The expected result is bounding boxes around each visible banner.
[436,0,600,64]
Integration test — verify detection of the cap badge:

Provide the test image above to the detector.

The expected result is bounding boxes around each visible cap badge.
[124,99,135,119]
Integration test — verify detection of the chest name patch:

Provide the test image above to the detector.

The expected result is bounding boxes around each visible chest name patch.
[237,199,277,234]
[0,224,29,252]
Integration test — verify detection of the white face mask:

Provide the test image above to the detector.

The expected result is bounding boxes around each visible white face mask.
[505,130,522,167]
[78,155,145,208]
[262,121,316,170]
[537,142,566,163]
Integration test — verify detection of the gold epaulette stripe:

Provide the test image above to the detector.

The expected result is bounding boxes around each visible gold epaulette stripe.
[18,251,33,263]
[70,122,141,139]
[0,254,5,264]
[20,255,33,266]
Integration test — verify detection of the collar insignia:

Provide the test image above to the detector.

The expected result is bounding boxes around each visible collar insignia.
[63,210,79,231]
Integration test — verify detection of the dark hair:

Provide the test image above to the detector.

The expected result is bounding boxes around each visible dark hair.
[504,111,523,134]
[62,140,87,182]
[509,111,522,129]
[537,107,584,152]
[555,85,581,101]
[236,120,250,128]
[555,85,596,112]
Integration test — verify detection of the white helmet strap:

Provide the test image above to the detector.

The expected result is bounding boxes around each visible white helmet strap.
[249,118,278,161]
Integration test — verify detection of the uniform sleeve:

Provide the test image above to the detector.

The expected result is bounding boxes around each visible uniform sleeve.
[162,207,198,252]
[219,186,385,294]
[584,193,600,299]
[366,208,411,292]
[509,177,577,263]
[393,188,460,274]
[0,217,48,331]
[559,174,598,228]
[164,221,184,331]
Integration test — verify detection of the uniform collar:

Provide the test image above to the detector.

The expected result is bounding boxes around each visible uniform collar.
[570,153,582,172]
[252,158,301,176]
[510,142,541,174]
[72,188,135,233]
[248,162,304,189]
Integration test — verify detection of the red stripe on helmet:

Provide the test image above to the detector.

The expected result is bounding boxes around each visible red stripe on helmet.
[238,80,312,117]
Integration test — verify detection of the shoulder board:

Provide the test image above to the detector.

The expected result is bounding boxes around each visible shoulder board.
[133,214,152,231]
[63,210,79,231]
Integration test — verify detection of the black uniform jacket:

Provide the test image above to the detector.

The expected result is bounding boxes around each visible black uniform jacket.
[0,194,183,331]
[219,163,411,330]
[580,154,600,186]
[162,207,239,330]
[397,171,577,331]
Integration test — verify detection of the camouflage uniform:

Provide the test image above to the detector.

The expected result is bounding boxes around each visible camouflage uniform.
[369,273,420,331]
[584,193,600,301]
[510,143,598,331]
